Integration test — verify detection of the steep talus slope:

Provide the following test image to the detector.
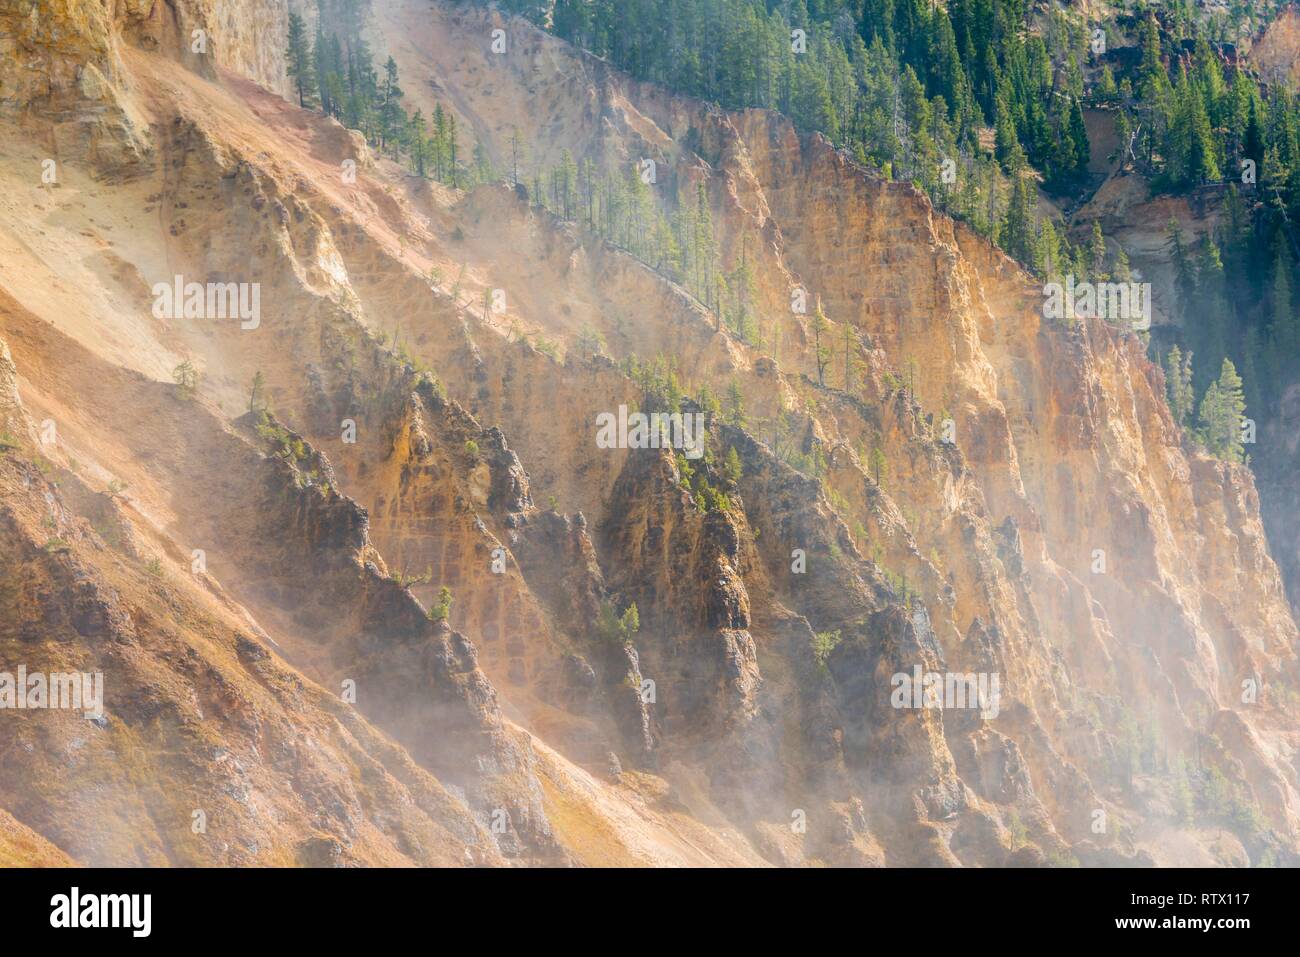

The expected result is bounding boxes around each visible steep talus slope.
[0,307,507,865]
[0,807,75,867]
[0,0,1296,867]
[1253,6,1300,86]
[0,0,290,176]
[0,0,774,866]
[361,1,1300,864]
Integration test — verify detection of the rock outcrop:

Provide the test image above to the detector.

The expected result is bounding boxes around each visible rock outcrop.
[0,0,1295,867]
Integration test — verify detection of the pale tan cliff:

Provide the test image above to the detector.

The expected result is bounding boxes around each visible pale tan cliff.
[0,0,1295,867]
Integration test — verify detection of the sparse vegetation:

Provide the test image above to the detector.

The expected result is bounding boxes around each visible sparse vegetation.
[428,585,453,622]
[675,453,732,514]
[722,447,743,486]
[725,378,745,428]
[868,446,887,489]
[1194,763,1270,848]
[6,0,1300,874]
[248,371,267,415]
[575,322,605,358]
[392,566,433,589]
[1006,810,1029,851]
[596,601,640,645]
[1046,849,1080,868]
[171,360,199,400]
[812,629,841,671]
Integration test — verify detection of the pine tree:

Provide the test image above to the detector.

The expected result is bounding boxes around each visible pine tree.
[998,172,1037,268]
[249,371,266,415]
[552,0,591,44]
[727,241,758,345]
[313,24,332,115]
[344,35,376,136]
[447,114,460,188]
[1194,235,1229,392]
[406,110,428,175]
[1167,219,1196,309]
[812,297,831,386]
[1243,93,1265,170]
[1167,63,1222,188]
[1113,109,1133,168]
[509,127,524,188]
[692,183,717,307]
[379,56,405,152]
[473,140,494,186]
[172,360,199,400]
[928,9,968,111]
[1088,221,1107,282]
[726,378,746,428]
[322,34,345,119]
[1112,245,1132,283]
[842,323,858,392]
[1165,345,1195,428]
[286,13,317,108]
[994,94,1025,172]
[1270,248,1298,354]
[1198,358,1246,462]
[869,445,887,488]
[1067,95,1090,180]
[1098,66,1118,102]
[1185,78,1222,184]
[723,446,743,486]
[558,149,577,219]
[432,106,448,181]
[1138,12,1164,101]
[651,213,680,277]
[1036,218,1062,278]
[575,322,605,358]
[790,60,840,141]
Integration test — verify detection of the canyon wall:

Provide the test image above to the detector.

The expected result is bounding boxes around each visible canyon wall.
[0,0,1295,866]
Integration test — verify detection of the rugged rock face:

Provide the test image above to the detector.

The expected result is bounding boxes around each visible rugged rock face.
[0,326,504,866]
[1070,12,1300,625]
[0,0,290,174]
[0,0,1296,867]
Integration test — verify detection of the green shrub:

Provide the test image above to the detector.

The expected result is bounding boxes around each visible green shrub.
[596,601,639,645]
[812,629,841,670]
[428,585,453,622]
